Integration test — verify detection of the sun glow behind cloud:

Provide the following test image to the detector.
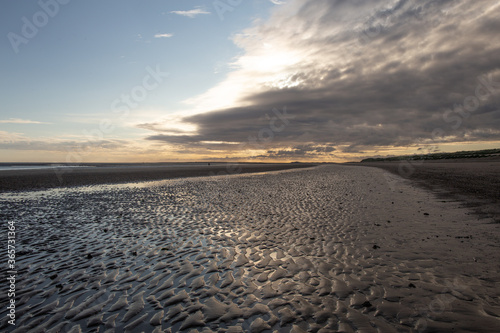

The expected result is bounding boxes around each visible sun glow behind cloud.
[136,113,198,136]
[178,27,309,116]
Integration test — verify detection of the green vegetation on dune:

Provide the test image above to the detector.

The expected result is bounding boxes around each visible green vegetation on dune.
[361,148,500,162]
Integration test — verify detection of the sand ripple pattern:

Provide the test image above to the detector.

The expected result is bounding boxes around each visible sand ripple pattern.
[1,165,499,332]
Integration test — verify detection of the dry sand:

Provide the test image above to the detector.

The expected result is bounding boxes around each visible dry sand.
[1,165,499,332]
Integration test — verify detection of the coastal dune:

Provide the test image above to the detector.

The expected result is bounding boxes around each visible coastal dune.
[1,165,499,332]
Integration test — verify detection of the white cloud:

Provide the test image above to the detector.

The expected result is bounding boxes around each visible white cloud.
[170,8,210,18]
[0,130,28,143]
[154,33,174,38]
[0,118,51,124]
[0,130,130,151]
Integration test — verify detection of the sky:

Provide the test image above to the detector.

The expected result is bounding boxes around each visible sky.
[1,0,500,163]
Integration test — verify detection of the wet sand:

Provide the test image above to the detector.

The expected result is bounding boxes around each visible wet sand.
[0,163,317,193]
[1,165,499,332]
[359,157,500,221]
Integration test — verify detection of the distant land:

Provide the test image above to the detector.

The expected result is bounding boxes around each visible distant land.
[361,148,500,162]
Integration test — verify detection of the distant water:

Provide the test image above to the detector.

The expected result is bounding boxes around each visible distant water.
[0,165,89,171]
[0,163,222,172]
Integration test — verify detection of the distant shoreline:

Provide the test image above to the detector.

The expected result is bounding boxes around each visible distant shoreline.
[360,148,500,162]
[0,163,318,193]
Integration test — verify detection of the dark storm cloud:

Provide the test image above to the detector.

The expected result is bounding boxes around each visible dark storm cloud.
[143,0,500,158]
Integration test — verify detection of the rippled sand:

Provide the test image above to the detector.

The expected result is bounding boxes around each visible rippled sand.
[1,165,499,332]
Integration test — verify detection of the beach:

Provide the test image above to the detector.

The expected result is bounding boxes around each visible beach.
[359,157,500,222]
[0,163,317,193]
[1,164,499,332]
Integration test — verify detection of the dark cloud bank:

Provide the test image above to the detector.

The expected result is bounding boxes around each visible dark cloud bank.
[144,0,500,160]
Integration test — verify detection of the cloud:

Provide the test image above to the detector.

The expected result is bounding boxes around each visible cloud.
[143,0,500,160]
[0,118,51,124]
[269,0,287,4]
[170,8,210,18]
[154,33,173,38]
[0,132,130,152]
[0,130,27,143]
[0,130,132,153]
[263,144,336,159]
